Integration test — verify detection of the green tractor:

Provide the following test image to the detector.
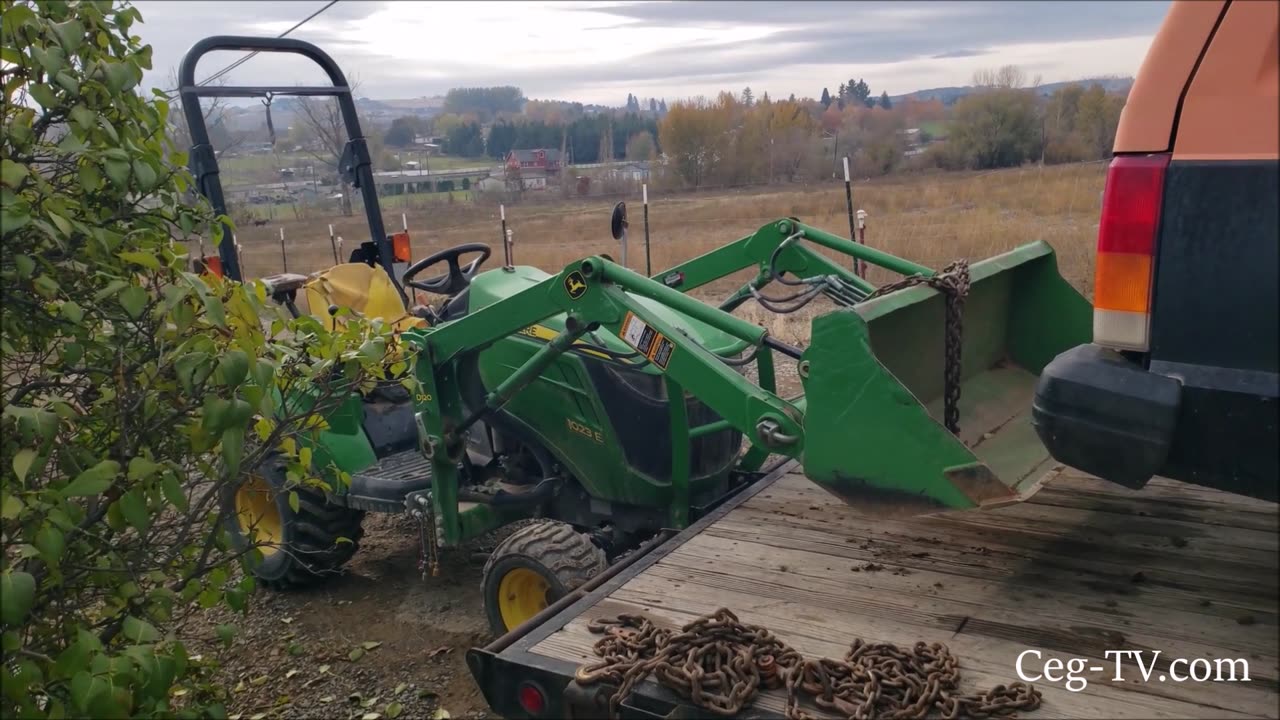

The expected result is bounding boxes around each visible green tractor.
[181,37,1092,634]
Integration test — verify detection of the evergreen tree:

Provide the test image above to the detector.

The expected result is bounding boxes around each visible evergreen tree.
[879,91,893,110]
[820,87,832,107]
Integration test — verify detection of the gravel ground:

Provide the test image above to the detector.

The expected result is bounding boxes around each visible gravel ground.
[184,513,507,720]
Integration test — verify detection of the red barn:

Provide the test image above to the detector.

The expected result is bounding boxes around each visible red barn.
[506,148,563,173]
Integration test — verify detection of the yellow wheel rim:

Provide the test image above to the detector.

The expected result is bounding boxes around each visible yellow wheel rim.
[497,567,552,630]
[234,473,282,557]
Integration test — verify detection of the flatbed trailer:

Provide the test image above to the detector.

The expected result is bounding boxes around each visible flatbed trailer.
[467,462,1279,719]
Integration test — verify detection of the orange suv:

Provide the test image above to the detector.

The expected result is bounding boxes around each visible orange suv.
[1033,0,1278,502]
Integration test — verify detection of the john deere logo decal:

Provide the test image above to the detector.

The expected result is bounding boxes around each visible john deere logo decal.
[564,271,587,300]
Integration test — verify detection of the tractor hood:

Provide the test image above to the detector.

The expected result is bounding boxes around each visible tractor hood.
[468,265,742,362]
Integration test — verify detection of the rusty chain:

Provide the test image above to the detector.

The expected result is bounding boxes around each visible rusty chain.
[862,260,971,435]
[575,608,1040,720]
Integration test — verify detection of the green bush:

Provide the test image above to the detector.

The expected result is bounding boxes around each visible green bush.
[1,2,399,717]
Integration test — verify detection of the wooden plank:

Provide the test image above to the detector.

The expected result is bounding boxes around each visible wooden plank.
[535,599,1268,719]
[527,469,1279,719]
[680,530,1278,658]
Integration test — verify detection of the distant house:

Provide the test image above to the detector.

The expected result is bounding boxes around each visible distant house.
[506,148,563,174]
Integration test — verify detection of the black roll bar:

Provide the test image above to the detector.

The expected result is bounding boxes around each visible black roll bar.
[177,36,402,298]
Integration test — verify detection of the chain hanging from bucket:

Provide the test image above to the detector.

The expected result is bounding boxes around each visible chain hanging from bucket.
[862,260,971,435]
[573,608,1040,720]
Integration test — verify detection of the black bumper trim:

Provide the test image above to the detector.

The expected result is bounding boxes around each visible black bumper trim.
[1032,344,1182,489]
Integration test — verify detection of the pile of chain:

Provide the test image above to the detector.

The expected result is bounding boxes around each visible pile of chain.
[574,608,1040,720]
[862,260,971,435]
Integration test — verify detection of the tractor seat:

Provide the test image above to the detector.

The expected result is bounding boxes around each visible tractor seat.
[304,263,427,333]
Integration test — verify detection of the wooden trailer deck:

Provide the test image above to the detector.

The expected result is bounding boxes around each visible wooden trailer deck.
[520,465,1279,718]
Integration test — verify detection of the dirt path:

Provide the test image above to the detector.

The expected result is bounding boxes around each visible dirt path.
[186,514,499,719]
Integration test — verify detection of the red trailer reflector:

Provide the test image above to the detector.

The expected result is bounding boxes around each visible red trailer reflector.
[516,682,546,715]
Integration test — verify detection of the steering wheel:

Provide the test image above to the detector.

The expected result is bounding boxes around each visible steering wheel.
[402,243,492,296]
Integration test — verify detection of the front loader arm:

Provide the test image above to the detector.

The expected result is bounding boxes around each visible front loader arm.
[654,219,939,310]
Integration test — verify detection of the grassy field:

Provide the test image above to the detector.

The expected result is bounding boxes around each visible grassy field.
[224,162,1107,339]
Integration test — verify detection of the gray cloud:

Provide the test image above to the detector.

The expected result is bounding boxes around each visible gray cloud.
[134,1,1169,103]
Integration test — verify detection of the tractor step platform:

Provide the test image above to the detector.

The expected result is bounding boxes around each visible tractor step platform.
[344,449,433,512]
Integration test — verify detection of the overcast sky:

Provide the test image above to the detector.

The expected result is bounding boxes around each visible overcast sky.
[134,0,1171,105]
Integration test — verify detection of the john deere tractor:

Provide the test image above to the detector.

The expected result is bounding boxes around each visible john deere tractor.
[181,37,1092,634]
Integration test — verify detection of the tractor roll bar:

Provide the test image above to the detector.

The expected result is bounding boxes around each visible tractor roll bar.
[178,36,398,295]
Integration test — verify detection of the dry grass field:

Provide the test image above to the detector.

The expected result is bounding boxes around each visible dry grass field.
[225,161,1107,342]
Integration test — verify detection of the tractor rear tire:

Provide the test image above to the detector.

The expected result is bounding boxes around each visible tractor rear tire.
[482,520,607,635]
[222,454,365,590]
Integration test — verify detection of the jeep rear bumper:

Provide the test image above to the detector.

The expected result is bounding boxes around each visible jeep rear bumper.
[1031,344,1182,489]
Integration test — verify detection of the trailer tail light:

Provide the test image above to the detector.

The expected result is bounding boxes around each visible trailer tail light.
[516,682,547,716]
[1092,153,1170,351]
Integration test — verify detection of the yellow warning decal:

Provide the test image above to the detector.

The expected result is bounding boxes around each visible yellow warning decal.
[618,312,675,370]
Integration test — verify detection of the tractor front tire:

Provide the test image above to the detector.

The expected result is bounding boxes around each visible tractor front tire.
[482,520,607,635]
[222,455,365,590]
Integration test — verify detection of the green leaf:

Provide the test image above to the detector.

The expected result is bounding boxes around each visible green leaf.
[203,294,226,328]
[52,19,85,53]
[0,571,36,625]
[127,456,161,480]
[28,83,56,109]
[12,448,36,482]
[13,255,35,279]
[118,251,159,269]
[103,158,130,187]
[288,491,299,513]
[122,615,160,643]
[104,61,133,93]
[0,158,28,188]
[299,446,312,469]
[119,285,147,319]
[60,300,84,324]
[70,670,96,711]
[214,350,249,387]
[348,647,365,662]
[386,702,403,719]
[36,525,65,564]
[161,474,187,511]
[119,489,150,532]
[79,162,102,192]
[221,426,245,478]
[1,494,24,520]
[93,279,128,302]
[63,460,121,497]
[70,104,95,132]
[48,211,72,236]
[132,159,157,191]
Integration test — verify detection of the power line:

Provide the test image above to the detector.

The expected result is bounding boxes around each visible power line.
[165,0,339,96]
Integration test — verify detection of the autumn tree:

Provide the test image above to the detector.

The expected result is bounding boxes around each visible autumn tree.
[625,130,657,161]
[947,84,1040,168]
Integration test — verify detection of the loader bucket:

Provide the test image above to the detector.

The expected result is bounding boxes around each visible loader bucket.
[800,241,1091,516]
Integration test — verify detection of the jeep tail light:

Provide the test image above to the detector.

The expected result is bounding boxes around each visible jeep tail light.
[1093,153,1170,351]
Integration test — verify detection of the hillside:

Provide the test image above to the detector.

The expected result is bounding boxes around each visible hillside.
[891,76,1133,106]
